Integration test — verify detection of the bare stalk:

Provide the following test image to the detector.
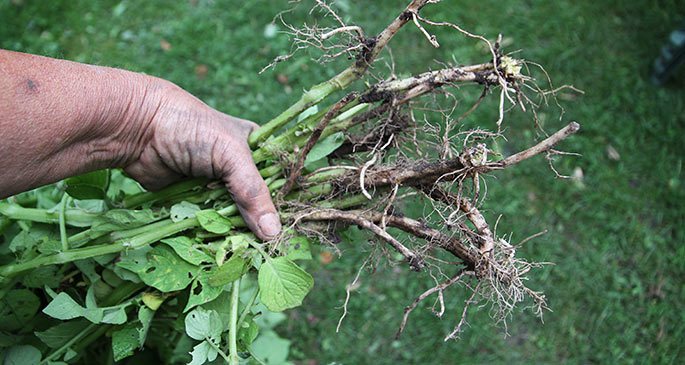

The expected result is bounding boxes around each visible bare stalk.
[302,209,425,271]
[279,92,358,198]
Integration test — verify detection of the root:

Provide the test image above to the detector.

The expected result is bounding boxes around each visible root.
[265,0,580,343]
[336,255,371,332]
[303,209,425,271]
[396,268,468,339]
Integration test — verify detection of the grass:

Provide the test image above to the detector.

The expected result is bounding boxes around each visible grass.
[1,0,683,363]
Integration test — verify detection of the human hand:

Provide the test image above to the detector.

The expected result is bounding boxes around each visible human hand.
[123,81,281,240]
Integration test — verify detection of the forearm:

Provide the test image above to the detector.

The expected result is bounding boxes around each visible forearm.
[0,50,157,197]
[0,50,281,239]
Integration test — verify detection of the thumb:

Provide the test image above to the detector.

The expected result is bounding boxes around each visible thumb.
[222,145,281,241]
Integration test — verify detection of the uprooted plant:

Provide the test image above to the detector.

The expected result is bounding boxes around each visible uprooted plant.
[0,0,581,363]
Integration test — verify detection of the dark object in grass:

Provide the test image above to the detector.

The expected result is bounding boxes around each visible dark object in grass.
[651,20,685,86]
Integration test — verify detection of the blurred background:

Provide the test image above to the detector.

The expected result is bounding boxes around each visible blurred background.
[1,0,683,363]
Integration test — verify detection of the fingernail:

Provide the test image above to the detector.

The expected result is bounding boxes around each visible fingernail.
[258,213,281,239]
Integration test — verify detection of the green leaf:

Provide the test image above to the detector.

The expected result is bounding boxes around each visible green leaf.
[169,201,201,222]
[112,265,142,284]
[42,292,103,323]
[8,230,37,253]
[258,256,314,312]
[90,209,158,233]
[111,306,155,361]
[202,291,232,330]
[184,269,225,312]
[35,319,89,348]
[188,341,214,365]
[251,251,263,271]
[250,330,291,365]
[3,345,42,365]
[298,105,319,122]
[108,169,143,199]
[184,307,223,341]
[92,280,114,305]
[102,268,125,288]
[161,236,213,265]
[64,348,77,361]
[237,317,259,352]
[102,306,128,324]
[196,209,232,234]
[8,225,60,254]
[74,259,100,283]
[92,252,117,266]
[0,289,40,331]
[303,157,329,172]
[286,235,312,261]
[0,332,22,347]
[141,292,165,311]
[208,254,250,287]
[138,306,155,344]
[253,302,287,330]
[85,284,98,309]
[65,170,110,200]
[231,235,250,252]
[42,286,128,325]
[21,265,62,288]
[112,322,140,361]
[169,334,195,364]
[117,245,200,292]
[304,131,345,169]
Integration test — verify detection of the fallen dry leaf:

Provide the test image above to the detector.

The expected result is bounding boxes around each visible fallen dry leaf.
[572,166,585,189]
[607,145,621,160]
[195,64,208,80]
[277,73,289,84]
[159,39,171,51]
[319,250,334,264]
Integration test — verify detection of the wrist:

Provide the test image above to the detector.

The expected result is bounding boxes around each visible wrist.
[82,69,163,170]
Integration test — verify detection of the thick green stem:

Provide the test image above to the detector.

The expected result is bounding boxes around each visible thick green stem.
[0,202,100,227]
[252,102,369,164]
[0,217,197,278]
[121,178,208,208]
[166,186,227,206]
[59,193,69,251]
[228,277,241,365]
[305,167,350,183]
[248,68,358,148]
[0,212,248,279]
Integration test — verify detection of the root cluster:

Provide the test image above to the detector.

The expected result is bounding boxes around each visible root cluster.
[257,0,581,341]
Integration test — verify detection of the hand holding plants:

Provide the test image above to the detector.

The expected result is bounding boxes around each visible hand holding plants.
[0,49,281,240]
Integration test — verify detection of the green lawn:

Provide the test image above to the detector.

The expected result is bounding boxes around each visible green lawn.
[1,0,683,363]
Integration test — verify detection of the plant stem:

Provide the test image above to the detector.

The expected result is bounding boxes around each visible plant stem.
[73,323,110,352]
[40,283,144,363]
[40,323,97,364]
[228,277,241,365]
[59,193,69,251]
[252,102,369,164]
[236,287,259,331]
[248,67,358,148]
[0,218,197,278]
[205,337,231,364]
[102,282,146,306]
[121,177,208,208]
[0,202,99,227]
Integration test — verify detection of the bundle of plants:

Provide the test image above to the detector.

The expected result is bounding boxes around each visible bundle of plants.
[0,0,581,363]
